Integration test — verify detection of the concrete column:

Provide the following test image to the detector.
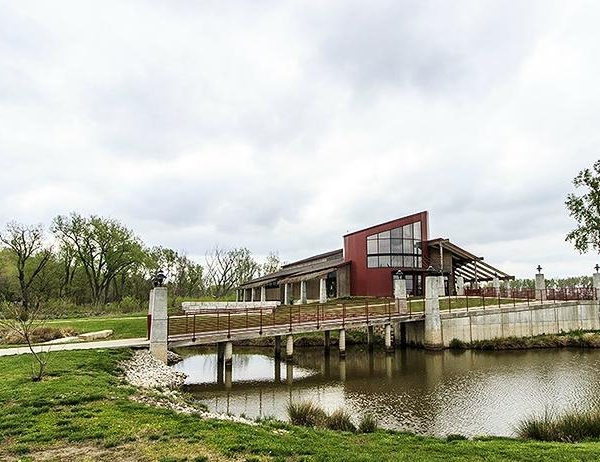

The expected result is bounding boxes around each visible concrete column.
[492,276,500,295]
[286,334,294,361]
[284,283,290,305]
[385,323,393,352]
[324,330,331,354]
[217,342,225,363]
[339,358,346,382]
[338,328,346,358]
[424,275,443,349]
[274,358,281,382]
[456,276,465,296]
[367,325,375,351]
[225,367,232,390]
[250,288,255,302]
[274,335,282,359]
[535,273,546,301]
[260,286,266,302]
[242,289,247,302]
[394,278,408,314]
[149,286,168,363]
[593,272,600,300]
[319,278,327,303]
[385,354,393,380]
[224,341,233,366]
[300,280,307,304]
[286,362,294,385]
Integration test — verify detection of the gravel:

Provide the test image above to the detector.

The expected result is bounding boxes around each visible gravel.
[121,350,186,389]
[121,349,256,425]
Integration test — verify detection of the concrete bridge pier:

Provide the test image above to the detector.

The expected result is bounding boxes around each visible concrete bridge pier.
[385,324,394,352]
[224,341,233,367]
[225,367,232,390]
[217,342,225,363]
[286,362,294,385]
[149,286,168,363]
[338,329,346,358]
[324,330,331,354]
[594,271,600,300]
[367,325,375,351]
[424,275,444,350]
[274,335,282,359]
[339,358,346,382]
[217,359,224,385]
[286,334,294,361]
[394,277,408,314]
[385,354,393,380]
[274,358,281,382]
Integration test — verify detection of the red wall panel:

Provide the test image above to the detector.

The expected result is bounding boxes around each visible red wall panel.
[343,211,429,297]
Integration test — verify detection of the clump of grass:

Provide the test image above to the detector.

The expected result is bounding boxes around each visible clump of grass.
[446,434,467,442]
[357,413,378,433]
[517,409,600,442]
[326,409,356,433]
[449,338,468,349]
[287,401,327,427]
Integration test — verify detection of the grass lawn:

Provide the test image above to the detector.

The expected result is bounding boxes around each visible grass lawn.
[2,350,600,461]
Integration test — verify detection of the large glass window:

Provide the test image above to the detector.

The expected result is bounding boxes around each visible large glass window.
[366,221,423,268]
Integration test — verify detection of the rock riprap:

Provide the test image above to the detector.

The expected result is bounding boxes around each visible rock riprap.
[121,350,186,389]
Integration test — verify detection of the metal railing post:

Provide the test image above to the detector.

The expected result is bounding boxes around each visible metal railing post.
[192,314,196,342]
[289,305,292,332]
[228,311,231,339]
[366,299,369,323]
[259,308,263,335]
[342,303,346,327]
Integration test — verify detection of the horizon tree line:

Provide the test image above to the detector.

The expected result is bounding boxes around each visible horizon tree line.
[0,213,281,310]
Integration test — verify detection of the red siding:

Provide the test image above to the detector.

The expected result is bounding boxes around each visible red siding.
[343,211,429,297]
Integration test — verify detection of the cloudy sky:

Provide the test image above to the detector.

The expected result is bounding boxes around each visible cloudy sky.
[1,0,599,278]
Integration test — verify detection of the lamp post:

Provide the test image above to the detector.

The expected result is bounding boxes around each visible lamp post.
[537,265,543,275]
[153,270,167,287]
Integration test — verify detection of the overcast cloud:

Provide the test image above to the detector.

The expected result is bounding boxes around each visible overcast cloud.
[1,0,599,278]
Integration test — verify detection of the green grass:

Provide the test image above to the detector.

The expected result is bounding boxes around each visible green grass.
[3,350,600,460]
[0,315,148,348]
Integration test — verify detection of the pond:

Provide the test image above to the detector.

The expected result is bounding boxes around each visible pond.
[172,346,600,437]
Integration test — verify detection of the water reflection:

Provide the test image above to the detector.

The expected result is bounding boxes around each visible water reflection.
[173,346,600,437]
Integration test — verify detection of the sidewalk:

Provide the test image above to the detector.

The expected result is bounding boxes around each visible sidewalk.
[0,338,149,357]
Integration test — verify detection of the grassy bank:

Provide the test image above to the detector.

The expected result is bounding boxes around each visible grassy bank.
[0,316,148,348]
[449,330,600,351]
[3,350,600,461]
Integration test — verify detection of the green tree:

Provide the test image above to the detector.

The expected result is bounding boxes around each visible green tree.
[52,214,146,305]
[566,160,600,253]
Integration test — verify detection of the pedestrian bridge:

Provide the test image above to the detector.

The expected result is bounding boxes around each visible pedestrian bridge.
[147,278,598,364]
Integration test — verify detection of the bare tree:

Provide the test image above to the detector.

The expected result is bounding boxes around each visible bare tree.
[204,246,260,298]
[0,222,53,380]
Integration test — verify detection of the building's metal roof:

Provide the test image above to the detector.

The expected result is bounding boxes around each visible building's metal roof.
[427,238,513,282]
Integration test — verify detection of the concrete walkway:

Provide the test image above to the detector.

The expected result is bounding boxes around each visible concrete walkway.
[0,338,149,357]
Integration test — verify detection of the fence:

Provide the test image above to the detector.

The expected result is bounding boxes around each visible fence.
[167,298,402,341]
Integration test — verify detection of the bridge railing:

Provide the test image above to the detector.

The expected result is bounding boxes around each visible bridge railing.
[167,298,401,340]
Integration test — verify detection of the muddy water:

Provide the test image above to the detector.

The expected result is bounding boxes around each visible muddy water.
[173,346,600,437]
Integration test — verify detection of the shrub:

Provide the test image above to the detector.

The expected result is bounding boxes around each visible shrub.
[119,296,142,313]
[358,413,378,433]
[517,409,600,442]
[449,338,468,349]
[287,401,327,428]
[326,409,356,433]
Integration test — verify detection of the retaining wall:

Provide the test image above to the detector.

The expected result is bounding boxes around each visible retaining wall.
[403,300,600,347]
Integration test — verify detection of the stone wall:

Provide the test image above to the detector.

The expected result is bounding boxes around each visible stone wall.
[401,301,600,347]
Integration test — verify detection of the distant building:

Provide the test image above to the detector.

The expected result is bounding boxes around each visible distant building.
[237,211,512,302]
